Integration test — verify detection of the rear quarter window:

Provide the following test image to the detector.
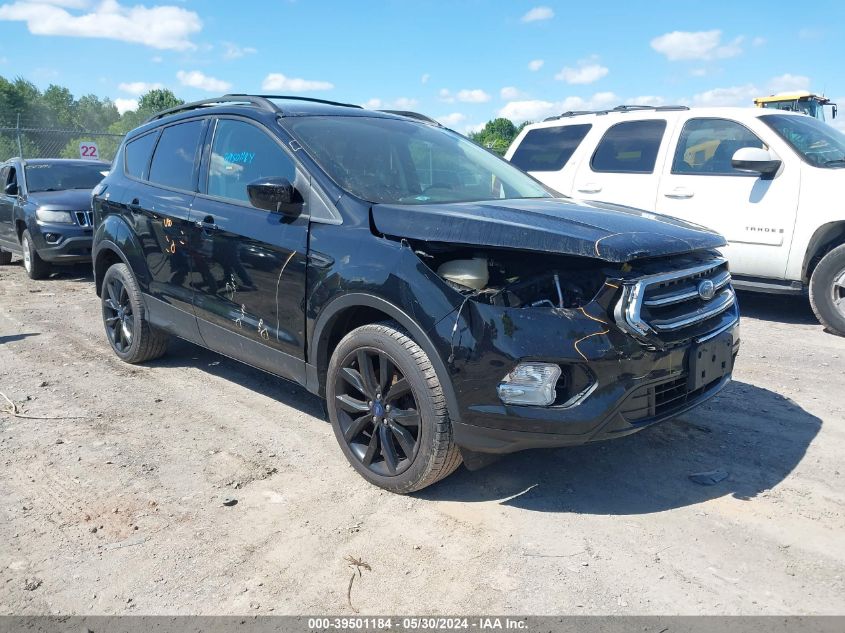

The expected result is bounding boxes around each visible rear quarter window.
[510,124,592,172]
[591,119,667,173]
[148,120,204,191]
[124,131,158,180]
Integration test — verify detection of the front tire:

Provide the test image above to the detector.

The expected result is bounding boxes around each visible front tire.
[21,230,50,279]
[101,263,169,363]
[809,243,845,337]
[326,322,462,493]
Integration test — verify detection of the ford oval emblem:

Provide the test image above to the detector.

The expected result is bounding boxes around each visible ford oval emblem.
[697,279,716,301]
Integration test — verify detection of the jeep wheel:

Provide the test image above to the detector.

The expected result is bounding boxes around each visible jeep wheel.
[21,230,50,279]
[0,248,12,265]
[101,263,169,363]
[809,243,845,337]
[326,322,462,493]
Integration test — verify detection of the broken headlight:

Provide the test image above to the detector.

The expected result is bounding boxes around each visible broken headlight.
[497,362,562,407]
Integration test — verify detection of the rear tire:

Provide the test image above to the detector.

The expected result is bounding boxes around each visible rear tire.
[101,263,169,363]
[326,322,462,493]
[0,248,11,265]
[21,230,50,280]
[809,243,845,337]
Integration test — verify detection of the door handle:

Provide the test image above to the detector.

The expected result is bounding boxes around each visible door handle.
[576,183,602,194]
[195,215,219,232]
[664,187,694,199]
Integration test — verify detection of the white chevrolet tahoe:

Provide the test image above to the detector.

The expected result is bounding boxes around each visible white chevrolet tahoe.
[506,106,845,335]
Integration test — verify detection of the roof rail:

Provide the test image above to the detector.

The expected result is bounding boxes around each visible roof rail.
[543,104,689,122]
[145,93,363,123]
[145,95,278,122]
[378,110,442,126]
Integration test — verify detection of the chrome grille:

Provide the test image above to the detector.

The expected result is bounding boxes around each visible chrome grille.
[74,210,94,227]
[614,257,738,347]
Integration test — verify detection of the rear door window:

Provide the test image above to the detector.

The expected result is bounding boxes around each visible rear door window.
[591,120,667,173]
[510,124,592,171]
[672,118,766,175]
[124,131,158,180]
[148,120,204,190]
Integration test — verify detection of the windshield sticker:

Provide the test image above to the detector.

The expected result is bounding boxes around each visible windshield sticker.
[224,151,256,165]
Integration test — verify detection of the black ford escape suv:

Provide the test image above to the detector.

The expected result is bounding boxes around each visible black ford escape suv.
[92,95,740,493]
[0,158,109,278]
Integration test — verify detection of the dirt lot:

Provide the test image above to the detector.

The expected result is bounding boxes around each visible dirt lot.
[0,259,843,616]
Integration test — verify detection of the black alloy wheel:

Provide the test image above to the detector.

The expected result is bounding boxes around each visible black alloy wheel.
[334,347,421,477]
[103,275,134,353]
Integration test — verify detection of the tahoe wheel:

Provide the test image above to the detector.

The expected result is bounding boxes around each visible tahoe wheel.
[809,243,845,337]
[21,230,50,280]
[326,322,462,493]
[101,263,169,363]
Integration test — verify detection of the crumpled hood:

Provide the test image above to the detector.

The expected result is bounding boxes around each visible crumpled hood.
[371,197,726,263]
[27,189,92,211]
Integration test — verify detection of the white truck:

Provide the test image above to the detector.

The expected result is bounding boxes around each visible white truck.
[506,105,845,335]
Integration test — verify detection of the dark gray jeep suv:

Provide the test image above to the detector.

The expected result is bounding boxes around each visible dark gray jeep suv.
[92,94,740,493]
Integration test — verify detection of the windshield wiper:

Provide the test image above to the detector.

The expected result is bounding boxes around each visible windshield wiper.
[823,159,845,167]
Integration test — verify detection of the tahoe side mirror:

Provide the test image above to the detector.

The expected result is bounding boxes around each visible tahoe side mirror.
[246,177,301,216]
[4,181,18,196]
[731,147,782,178]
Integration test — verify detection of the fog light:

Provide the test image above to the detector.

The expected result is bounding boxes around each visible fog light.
[497,362,561,406]
[44,233,61,243]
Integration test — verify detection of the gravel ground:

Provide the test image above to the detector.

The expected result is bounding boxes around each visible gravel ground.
[0,259,843,615]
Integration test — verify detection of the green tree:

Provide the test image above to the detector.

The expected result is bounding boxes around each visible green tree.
[469,117,520,156]
[41,85,75,128]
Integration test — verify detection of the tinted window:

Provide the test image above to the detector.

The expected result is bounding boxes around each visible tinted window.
[148,120,203,190]
[124,132,158,180]
[761,113,845,168]
[207,119,296,205]
[591,120,667,173]
[510,124,592,172]
[24,162,106,192]
[672,118,765,175]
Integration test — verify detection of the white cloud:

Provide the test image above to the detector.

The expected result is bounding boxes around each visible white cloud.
[752,36,766,47]
[456,88,491,103]
[222,42,257,60]
[151,55,163,63]
[691,83,758,106]
[177,70,231,92]
[521,6,553,22]
[650,30,743,61]
[768,73,811,92]
[363,98,382,109]
[261,73,333,92]
[421,73,430,84]
[499,92,618,123]
[118,81,163,96]
[465,122,486,135]
[690,67,708,77]
[392,97,418,109]
[528,59,544,72]
[0,0,201,50]
[438,88,454,103]
[500,86,526,100]
[114,97,138,114]
[555,57,609,85]
[362,97,419,110]
[436,112,466,127]
[628,95,666,106]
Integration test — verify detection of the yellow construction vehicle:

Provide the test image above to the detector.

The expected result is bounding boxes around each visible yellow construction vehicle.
[754,91,837,121]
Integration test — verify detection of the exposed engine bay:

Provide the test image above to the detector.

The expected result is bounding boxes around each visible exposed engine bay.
[410,241,614,309]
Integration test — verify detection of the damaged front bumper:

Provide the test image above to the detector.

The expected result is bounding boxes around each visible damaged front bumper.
[434,276,740,456]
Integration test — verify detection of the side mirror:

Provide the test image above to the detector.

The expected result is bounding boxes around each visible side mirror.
[832,104,838,120]
[731,147,782,178]
[4,181,18,196]
[246,177,301,216]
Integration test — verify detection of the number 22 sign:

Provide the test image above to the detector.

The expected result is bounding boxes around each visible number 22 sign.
[79,142,100,160]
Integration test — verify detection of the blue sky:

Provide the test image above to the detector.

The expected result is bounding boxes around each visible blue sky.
[1,0,843,132]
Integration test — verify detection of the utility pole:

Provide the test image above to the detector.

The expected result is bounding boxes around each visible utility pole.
[15,113,23,158]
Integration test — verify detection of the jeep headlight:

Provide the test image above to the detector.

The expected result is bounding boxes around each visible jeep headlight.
[36,209,75,224]
[497,362,561,406]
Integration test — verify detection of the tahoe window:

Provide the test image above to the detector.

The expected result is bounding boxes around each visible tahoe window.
[761,113,845,168]
[124,131,158,180]
[148,120,204,190]
[672,118,766,175]
[591,120,667,173]
[510,124,592,172]
[285,116,551,205]
[207,119,297,205]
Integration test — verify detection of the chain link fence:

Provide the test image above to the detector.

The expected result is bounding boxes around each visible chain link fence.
[0,125,124,163]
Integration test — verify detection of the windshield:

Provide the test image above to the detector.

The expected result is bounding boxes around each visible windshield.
[285,116,553,205]
[24,162,106,193]
[760,114,845,168]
